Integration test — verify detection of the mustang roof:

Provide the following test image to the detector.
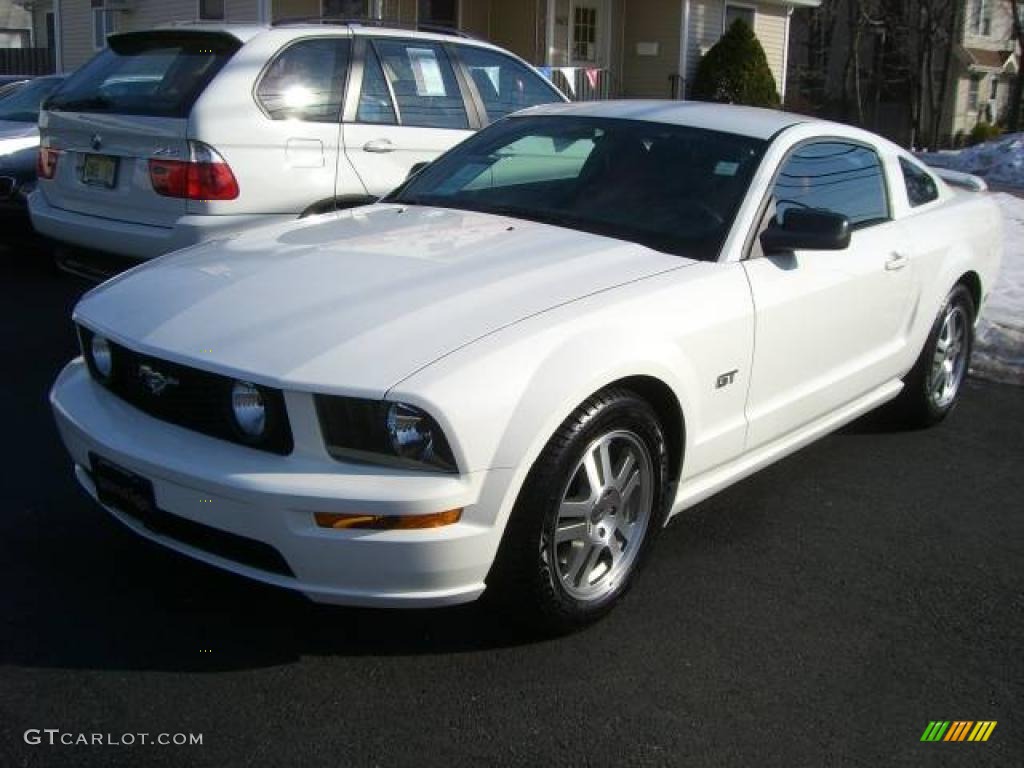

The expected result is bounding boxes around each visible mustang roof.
[517,100,816,141]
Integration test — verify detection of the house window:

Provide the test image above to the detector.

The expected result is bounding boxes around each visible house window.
[968,74,982,111]
[418,0,458,29]
[970,0,992,36]
[990,77,999,100]
[725,4,756,32]
[92,1,116,51]
[573,6,598,62]
[199,0,225,21]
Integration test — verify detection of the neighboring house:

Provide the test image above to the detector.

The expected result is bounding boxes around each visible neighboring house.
[787,0,1019,147]
[19,0,816,101]
[947,0,1018,137]
[0,0,33,48]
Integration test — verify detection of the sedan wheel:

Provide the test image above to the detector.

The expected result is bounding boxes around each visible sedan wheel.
[928,302,969,410]
[551,430,654,602]
[897,283,975,426]
[487,387,669,632]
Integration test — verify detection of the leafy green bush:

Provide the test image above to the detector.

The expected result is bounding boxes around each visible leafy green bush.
[690,19,779,108]
[968,121,1003,146]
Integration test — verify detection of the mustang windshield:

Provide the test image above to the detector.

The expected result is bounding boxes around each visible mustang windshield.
[391,115,767,260]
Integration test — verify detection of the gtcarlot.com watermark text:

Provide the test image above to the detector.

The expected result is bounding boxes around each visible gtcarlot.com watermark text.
[25,729,202,747]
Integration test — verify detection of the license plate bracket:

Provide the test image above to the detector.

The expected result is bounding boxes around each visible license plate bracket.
[90,452,157,522]
[81,153,118,188]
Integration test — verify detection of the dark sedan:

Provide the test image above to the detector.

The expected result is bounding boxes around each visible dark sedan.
[0,75,65,214]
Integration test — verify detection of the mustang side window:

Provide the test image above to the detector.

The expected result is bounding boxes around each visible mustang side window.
[900,157,939,207]
[256,38,351,122]
[772,141,889,228]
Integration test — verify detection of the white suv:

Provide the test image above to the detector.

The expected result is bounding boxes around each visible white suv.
[29,22,565,262]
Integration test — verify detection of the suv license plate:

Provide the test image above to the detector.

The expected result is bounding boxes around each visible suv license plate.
[82,154,118,188]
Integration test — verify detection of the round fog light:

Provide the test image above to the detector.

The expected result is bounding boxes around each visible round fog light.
[231,381,266,438]
[91,335,113,379]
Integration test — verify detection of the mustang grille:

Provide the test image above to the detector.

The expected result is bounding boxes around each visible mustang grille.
[78,326,293,455]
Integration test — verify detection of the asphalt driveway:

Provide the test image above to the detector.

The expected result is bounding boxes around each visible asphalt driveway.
[1,233,1021,767]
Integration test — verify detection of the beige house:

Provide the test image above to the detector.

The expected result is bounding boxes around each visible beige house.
[15,0,816,99]
[947,0,1019,138]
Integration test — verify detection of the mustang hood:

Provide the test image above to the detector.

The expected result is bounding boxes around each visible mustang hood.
[76,205,690,395]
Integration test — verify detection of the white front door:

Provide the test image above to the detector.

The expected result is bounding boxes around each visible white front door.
[569,0,610,67]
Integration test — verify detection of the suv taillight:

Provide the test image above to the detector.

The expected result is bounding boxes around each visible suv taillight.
[37,146,62,180]
[148,141,239,201]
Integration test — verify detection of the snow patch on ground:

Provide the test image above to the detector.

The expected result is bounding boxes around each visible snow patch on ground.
[972,193,1024,385]
[920,133,1024,189]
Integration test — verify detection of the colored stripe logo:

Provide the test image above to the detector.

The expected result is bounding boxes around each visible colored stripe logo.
[920,721,997,742]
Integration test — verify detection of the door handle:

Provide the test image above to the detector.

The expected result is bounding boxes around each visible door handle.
[885,252,910,271]
[363,138,395,153]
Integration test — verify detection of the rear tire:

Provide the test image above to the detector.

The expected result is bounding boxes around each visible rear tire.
[486,388,669,634]
[896,284,975,427]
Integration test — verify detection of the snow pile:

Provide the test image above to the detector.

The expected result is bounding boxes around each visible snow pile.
[972,193,1024,385]
[920,133,1024,189]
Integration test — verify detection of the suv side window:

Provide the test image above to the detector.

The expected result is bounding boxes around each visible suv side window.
[772,141,889,228]
[456,45,563,123]
[357,43,397,124]
[257,38,350,122]
[900,157,939,207]
[371,39,469,130]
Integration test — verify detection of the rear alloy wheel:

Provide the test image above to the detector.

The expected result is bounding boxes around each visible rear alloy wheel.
[897,284,975,426]
[488,388,669,632]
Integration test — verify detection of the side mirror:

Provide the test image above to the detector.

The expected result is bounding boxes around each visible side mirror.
[760,209,851,254]
[406,161,430,180]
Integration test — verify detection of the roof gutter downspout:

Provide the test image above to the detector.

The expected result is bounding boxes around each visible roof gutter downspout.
[679,0,691,99]
[53,0,63,73]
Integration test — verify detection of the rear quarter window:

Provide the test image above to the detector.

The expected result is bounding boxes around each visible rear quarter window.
[900,157,940,207]
[45,32,240,118]
[256,38,351,122]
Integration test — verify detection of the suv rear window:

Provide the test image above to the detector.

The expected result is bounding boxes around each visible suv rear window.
[45,31,240,118]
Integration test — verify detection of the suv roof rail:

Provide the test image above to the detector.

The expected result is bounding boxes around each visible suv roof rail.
[270,16,479,39]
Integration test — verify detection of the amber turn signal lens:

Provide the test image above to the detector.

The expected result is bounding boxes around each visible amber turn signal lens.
[314,509,462,530]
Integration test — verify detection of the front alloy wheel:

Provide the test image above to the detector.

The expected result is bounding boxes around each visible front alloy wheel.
[549,430,654,602]
[488,387,669,632]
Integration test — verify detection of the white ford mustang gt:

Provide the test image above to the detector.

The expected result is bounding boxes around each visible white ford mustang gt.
[51,101,1001,630]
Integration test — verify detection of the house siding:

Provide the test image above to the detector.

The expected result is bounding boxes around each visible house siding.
[621,0,681,98]
[60,1,96,71]
[487,0,538,64]
[752,3,787,95]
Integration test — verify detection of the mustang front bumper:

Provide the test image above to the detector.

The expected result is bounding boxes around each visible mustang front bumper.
[50,359,514,607]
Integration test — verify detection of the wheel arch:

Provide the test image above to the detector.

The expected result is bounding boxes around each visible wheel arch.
[956,270,983,316]
[611,375,686,490]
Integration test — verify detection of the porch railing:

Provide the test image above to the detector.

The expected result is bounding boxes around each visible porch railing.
[538,67,618,101]
[0,48,55,76]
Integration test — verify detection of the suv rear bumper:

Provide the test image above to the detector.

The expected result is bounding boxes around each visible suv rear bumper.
[28,189,293,259]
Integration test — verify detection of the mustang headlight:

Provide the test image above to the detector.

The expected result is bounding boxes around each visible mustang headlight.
[315,396,457,472]
[90,334,113,380]
[231,380,267,439]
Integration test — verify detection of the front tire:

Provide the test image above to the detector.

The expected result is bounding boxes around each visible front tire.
[897,284,975,426]
[487,388,669,633]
